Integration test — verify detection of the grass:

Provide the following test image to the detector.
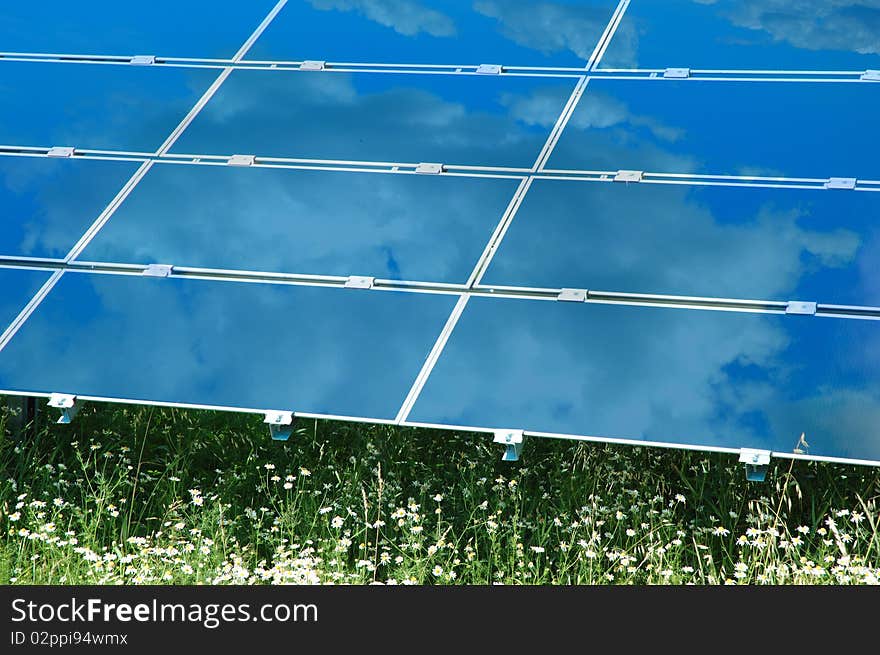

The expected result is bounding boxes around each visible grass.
[1,402,878,585]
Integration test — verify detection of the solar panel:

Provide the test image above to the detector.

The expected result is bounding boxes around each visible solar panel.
[481,179,880,305]
[0,272,456,420]
[599,0,880,72]
[169,70,577,168]
[1,1,878,475]
[245,0,619,67]
[0,157,141,261]
[0,1,278,59]
[0,268,51,339]
[76,165,521,284]
[0,61,218,153]
[545,79,879,178]
[407,297,880,465]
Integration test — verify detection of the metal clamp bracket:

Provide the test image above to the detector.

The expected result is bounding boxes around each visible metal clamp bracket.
[663,68,690,79]
[227,154,256,167]
[48,393,79,424]
[614,170,643,183]
[861,70,880,81]
[476,64,503,75]
[130,55,156,66]
[415,162,445,174]
[825,177,857,190]
[264,411,295,441]
[493,429,525,462]
[47,146,75,158]
[739,448,771,482]
[300,60,326,71]
[557,288,587,303]
[785,301,817,316]
[142,264,174,278]
[344,275,375,289]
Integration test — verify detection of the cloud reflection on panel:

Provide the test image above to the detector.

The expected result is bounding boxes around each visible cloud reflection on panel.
[0,157,140,259]
[0,268,51,335]
[310,0,456,37]
[171,70,575,167]
[0,273,456,419]
[600,0,880,70]
[409,298,880,463]
[0,62,217,152]
[248,0,619,67]
[546,79,879,179]
[483,180,879,306]
[77,165,519,283]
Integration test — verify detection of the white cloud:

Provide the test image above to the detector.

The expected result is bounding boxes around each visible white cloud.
[724,0,880,56]
[474,0,612,61]
[173,70,575,168]
[79,164,518,285]
[485,180,865,302]
[309,0,456,37]
[411,294,880,459]
[0,272,455,419]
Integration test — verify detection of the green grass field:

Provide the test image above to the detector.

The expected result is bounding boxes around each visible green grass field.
[2,402,878,585]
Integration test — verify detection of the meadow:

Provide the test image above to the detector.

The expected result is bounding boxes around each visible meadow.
[1,402,878,585]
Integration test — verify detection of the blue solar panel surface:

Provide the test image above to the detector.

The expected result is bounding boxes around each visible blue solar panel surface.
[0,1,278,58]
[0,269,51,337]
[1,1,878,468]
[482,180,880,305]
[408,297,880,463]
[545,79,880,178]
[599,0,880,71]
[0,62,217,152]
[0,157,141,260]
[0,272,455,420]
[78,165,520,283]
[246,0,619,67]
[170,70,576,168]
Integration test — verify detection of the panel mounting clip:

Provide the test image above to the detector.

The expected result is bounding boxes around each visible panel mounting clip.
[476,64,503,75]
[47,146,75,158]
[300,60,326,71]
[824,177,857,190]
[861,70,880,81]
[264,411,295,441]
[344,275,375,289]
[227,154,256,167]
[614,170,643,183]
[557,288,587,303]
[663,67,690,79]
[130,55,156,66]
[48,393,79,424]
[493,429,525,462]
[785,301,817,316]
[415,162,445,174]
[739,448,771,482]
[142,264,174,278]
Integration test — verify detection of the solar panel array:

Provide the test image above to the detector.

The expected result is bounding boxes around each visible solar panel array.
[2,1,879,472]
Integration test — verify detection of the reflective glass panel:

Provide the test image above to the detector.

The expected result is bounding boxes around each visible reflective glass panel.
[248,0,618,67]
[546,78,880,179]
[600,0,880,71]
[171,70,576,168]
[0,61,217,152]
[0,273,456,419]
[0,156,140,260]
[483,179,880,305]
[78,165,520,284]
[410,297,880,464]
[0,267,50,335]
[0,1,277,59]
